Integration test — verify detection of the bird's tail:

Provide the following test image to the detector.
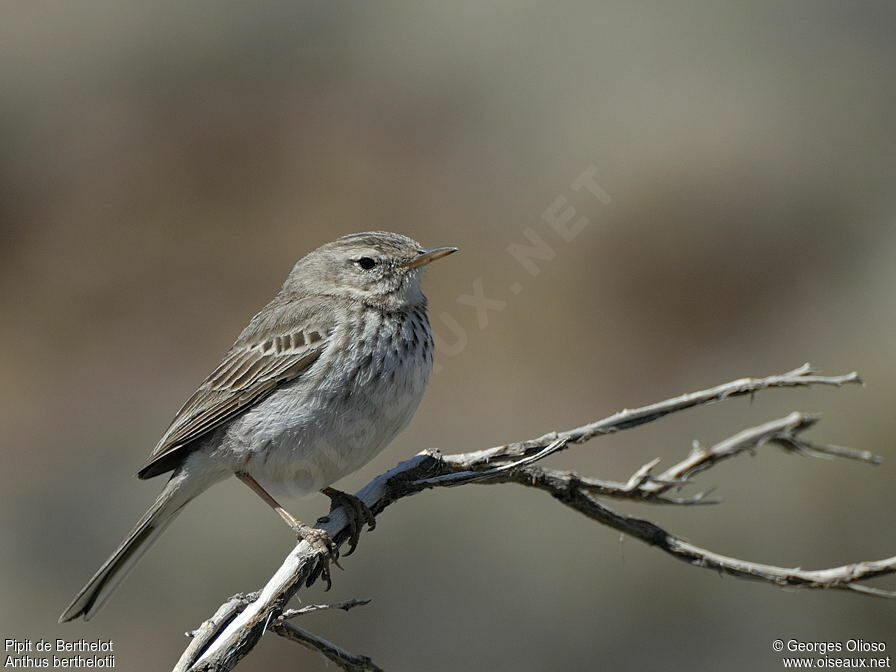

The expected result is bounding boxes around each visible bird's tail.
[59,472,196,622]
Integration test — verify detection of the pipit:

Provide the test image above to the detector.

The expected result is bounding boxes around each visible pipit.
[60,231,456,622]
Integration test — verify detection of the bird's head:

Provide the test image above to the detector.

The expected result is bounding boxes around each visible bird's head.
[284,231,457,310]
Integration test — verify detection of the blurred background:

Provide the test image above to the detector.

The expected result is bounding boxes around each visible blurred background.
[2,2,895,670]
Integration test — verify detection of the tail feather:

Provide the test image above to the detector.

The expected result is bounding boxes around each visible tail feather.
[59,477,191,622]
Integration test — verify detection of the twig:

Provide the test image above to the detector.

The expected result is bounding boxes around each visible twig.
[442,363,861,467]
[412,438,568,488]
[280,598,372,620]
[268,620,385,672]
[545,412,880,505]
[504,468,896,597]
[174,594,257,672]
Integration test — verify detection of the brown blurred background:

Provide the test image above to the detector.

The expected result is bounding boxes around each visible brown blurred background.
[2,2,895,670]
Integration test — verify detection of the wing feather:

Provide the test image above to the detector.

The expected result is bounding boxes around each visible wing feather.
[137,297,333,479]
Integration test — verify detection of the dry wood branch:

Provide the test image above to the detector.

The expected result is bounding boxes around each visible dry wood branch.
[280,598,371,620]
[442,363,862,468]
[174,594,258,672]
[268,620,384,672]
[504,471,896,598]
[542,411,880,506]
[175,364,889,672]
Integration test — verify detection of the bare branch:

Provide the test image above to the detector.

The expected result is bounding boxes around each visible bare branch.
[280,598,372,620]
[504,465,896,597]
[412,438,568,488]
[174,594,258,672]
[442,363,862,467]
[268,620,385,672]
[594,411,880,504]
[497,460,711,506]
[176,364,889,672]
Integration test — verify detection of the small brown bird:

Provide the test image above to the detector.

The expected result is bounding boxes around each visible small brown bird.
[60,231,456,622]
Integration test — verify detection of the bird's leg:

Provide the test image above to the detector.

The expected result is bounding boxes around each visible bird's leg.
[235,472,340,588]
[319,487,376,556]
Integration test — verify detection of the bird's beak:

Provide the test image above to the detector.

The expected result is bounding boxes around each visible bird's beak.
[401,246,458,269]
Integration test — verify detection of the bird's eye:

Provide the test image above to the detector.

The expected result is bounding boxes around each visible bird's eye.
[355,257,377,270]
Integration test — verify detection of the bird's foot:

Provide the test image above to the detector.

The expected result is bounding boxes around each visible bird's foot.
[292,523,341,590]
[319,487,377,556]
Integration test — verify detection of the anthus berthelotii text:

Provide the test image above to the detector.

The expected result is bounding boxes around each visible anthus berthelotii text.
[60,231,456,622]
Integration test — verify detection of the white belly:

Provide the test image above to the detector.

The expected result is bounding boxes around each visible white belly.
[216,308,432,498]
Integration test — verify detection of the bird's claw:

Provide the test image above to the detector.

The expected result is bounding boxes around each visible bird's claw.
[293,524,341,590]
[320,487,376,556]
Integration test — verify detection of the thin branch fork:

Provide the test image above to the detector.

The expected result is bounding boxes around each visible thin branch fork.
[507,411,879,506]
[174,595,378,672]
[175,364,892,672]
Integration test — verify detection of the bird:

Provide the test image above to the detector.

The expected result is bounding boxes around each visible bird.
[59,231,457,622]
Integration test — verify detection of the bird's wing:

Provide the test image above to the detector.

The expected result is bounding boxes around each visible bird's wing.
[137,295,333,479]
